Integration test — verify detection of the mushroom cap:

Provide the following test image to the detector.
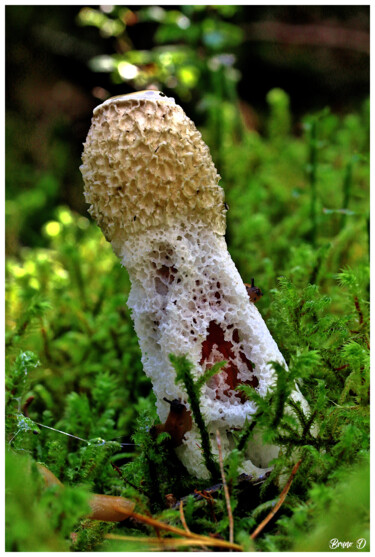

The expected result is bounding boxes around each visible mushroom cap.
[80,91,226,242]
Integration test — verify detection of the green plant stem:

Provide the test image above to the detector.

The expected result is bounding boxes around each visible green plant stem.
[171,355,220,481]
[237,416,259,453]
[287,398,308,430]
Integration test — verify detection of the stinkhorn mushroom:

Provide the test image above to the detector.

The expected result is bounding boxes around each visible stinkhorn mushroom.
[80,90,307,479]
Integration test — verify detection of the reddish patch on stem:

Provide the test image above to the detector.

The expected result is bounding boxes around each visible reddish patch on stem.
[200,321,258,403]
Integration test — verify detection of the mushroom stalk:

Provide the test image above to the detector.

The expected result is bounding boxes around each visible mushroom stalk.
[81,90,307,479]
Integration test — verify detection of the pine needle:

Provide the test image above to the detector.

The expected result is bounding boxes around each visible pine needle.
[250,459,302,540]
[216,429,234,545]
[105,533,242,551]
[179,500,191,533]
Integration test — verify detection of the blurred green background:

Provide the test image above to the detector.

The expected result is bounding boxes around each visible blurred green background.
[6,5,370,552]
[6,4,369,254]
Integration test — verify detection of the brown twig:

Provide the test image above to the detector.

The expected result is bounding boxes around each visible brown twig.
[334,364,349,371]
[194,488,218,523]
[179,500,191,534]
[111,506,242,550]
[178,499,210,551]
[105,533,242,551]
[250,459,302,540]
[110,461,157,534]
[193,488,215,503]
[216,429,234,545]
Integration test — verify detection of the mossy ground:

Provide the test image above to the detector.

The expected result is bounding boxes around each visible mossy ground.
[6,93,369,551]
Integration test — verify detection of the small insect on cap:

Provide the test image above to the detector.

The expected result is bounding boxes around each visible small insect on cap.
[80,90,227,245]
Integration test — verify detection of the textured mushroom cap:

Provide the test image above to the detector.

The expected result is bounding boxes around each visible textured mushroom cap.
[80,90,226,241]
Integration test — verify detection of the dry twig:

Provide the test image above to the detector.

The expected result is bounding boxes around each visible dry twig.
[110,506,242,551]
[216,429,234,545]
[179,500,191,534]
[105,533,242,551]
[250,459,302,540]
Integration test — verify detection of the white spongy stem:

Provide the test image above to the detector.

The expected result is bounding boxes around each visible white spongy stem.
[81,93,310,479]
[112,218,301,478]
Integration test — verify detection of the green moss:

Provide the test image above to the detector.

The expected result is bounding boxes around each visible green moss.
[6,90,369,550]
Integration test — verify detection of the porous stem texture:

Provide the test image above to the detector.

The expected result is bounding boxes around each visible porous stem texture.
[81,91,304,479]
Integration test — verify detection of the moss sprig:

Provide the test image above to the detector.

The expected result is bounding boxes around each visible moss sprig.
[170,354,220,480]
